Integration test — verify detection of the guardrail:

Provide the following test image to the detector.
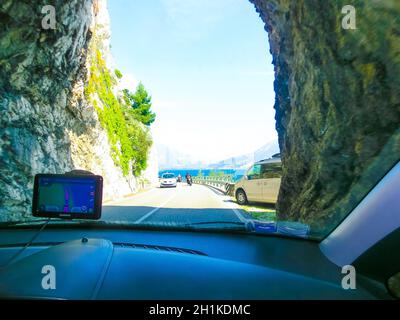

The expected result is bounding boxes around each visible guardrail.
[192,176,235,196]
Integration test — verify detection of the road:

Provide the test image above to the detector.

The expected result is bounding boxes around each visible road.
[102,183,248,226]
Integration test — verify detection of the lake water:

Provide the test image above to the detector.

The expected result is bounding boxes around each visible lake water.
[159,169,246,182]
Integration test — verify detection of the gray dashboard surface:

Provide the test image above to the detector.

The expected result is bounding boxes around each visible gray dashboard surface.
[0,228,388,299]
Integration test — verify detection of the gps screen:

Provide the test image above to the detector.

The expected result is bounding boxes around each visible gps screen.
[33,174,103,219]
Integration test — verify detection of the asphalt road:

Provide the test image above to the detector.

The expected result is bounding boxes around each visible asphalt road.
[102,183,248,227]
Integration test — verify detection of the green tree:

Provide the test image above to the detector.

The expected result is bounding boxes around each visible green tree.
[122,107,153,175]
[85,47,152,177]
[114,69,123,79]
[209,170,217,177]
[123,82,156,126]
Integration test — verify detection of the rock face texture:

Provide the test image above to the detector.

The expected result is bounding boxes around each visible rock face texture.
[0,0,155,221]
[251,0,400,235]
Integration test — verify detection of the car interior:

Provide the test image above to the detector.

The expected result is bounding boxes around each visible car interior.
[0,162,399,299]
[0,0,399,304]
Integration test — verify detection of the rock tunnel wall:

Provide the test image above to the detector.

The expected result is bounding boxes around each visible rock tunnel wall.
[251,0,400,234]
[0,0,156,221]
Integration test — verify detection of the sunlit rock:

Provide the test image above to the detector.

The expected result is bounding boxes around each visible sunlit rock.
[0,0,156,221]
[251,0,400,235]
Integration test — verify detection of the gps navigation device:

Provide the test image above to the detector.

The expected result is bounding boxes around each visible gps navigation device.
[32,174,103,220]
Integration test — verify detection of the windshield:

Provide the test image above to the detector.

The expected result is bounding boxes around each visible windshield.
[0,1,399,241]
[162,174,175,179]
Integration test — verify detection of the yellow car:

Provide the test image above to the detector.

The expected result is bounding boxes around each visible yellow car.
[234,158,282,205]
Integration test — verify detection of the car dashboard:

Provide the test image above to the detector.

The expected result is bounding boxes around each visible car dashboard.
[0,227,391,299]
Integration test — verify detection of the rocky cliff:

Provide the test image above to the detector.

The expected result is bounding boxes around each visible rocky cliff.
[0,0,156,221]
[251,0,400,235]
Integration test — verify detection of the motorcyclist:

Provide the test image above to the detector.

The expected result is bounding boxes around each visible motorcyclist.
[185,172,192,186]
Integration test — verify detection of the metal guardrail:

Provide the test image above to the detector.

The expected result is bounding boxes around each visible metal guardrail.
[192,176,235,196]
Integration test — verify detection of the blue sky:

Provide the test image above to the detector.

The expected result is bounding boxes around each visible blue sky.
[108,0,277,163]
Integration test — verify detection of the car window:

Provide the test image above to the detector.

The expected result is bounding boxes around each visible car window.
[0,0,398,244]
[162,174,175,179]
[247,164,261,180]
[261,162,282,179]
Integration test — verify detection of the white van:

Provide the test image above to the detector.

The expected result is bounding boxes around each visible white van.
[234,158,282,205]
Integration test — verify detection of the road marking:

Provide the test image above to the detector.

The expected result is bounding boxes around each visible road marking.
[133,189,178,224]
[224,196,248,223]
[202,184,248,223]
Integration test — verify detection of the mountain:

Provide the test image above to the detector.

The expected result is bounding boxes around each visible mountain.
[156,144,206,170]
[156,140,279,170]
[206,139,280,170]
[207,152,253,170]
[253,139,280,162]
[157,140,280,170]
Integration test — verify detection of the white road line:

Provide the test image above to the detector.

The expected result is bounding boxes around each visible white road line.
[133,189,178,224]
[202,184,248,223]
[224,196,248,223]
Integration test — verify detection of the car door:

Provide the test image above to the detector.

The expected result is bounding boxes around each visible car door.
[260,162,282,203]
[243,164,263,201]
